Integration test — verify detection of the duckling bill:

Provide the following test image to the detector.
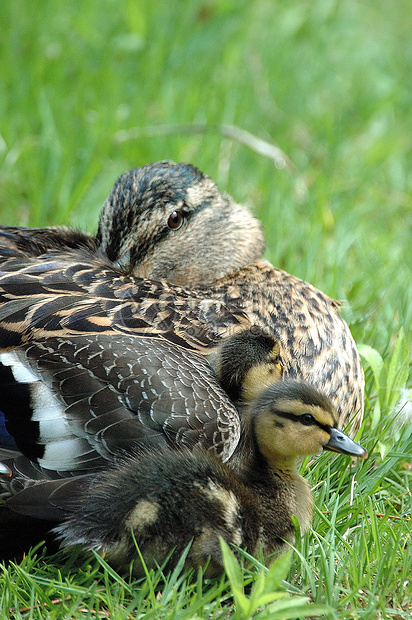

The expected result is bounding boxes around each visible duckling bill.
[324,428,368,458]
[1,381,367,574]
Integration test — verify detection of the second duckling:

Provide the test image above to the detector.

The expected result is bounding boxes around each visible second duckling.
[5,380,367,575]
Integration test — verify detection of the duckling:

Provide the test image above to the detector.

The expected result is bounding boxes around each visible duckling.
[1,380,367,574]
[208,327,283,402]
[0,161,363,457]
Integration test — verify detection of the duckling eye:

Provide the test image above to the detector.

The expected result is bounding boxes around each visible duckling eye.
[167,210,184,230]
[301,414,315,426]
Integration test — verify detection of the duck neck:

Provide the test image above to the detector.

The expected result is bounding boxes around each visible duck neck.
[231,414,296,482]
[231,410,299,478]
[264,454,300,479]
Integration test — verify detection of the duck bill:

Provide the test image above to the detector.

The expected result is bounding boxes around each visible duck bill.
[324,428,368,459]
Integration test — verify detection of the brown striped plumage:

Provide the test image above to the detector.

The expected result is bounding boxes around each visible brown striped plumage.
[0,161,364,474]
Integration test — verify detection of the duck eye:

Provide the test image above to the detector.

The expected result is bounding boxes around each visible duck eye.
[167,210,184,230]
[301,413,315,426]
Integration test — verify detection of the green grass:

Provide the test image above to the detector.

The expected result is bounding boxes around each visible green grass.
[0,0,411,617]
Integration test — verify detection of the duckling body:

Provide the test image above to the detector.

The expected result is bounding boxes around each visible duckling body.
[56,448,304,576]
[1,380,367,573]
[57,449,267,576]
[0,161,364,470]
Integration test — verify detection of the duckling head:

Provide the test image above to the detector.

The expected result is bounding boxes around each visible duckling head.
[95,161,265,286]
[210,327,283,402]
[251,381,367,469]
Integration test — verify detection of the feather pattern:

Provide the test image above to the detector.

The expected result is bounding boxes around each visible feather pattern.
[1,381,367,572]
[0,333,241,470]
[0,161,364,472]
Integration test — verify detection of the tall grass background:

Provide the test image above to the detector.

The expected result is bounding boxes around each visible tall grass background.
[0,1,410,618]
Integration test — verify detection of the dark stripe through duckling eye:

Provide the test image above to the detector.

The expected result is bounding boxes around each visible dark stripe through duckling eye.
[272,409,332,433]
[301,413,316,426]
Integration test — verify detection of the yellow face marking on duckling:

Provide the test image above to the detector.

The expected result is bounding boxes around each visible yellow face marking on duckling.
[254,400,336,467]
[241,343,283,401]
[125,499,160,532]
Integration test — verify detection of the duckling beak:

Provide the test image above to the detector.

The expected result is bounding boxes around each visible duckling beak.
[324,428,368,459]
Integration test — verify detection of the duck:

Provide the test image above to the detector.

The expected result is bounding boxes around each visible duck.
[0,161,364,470]
[0,380,367,574]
